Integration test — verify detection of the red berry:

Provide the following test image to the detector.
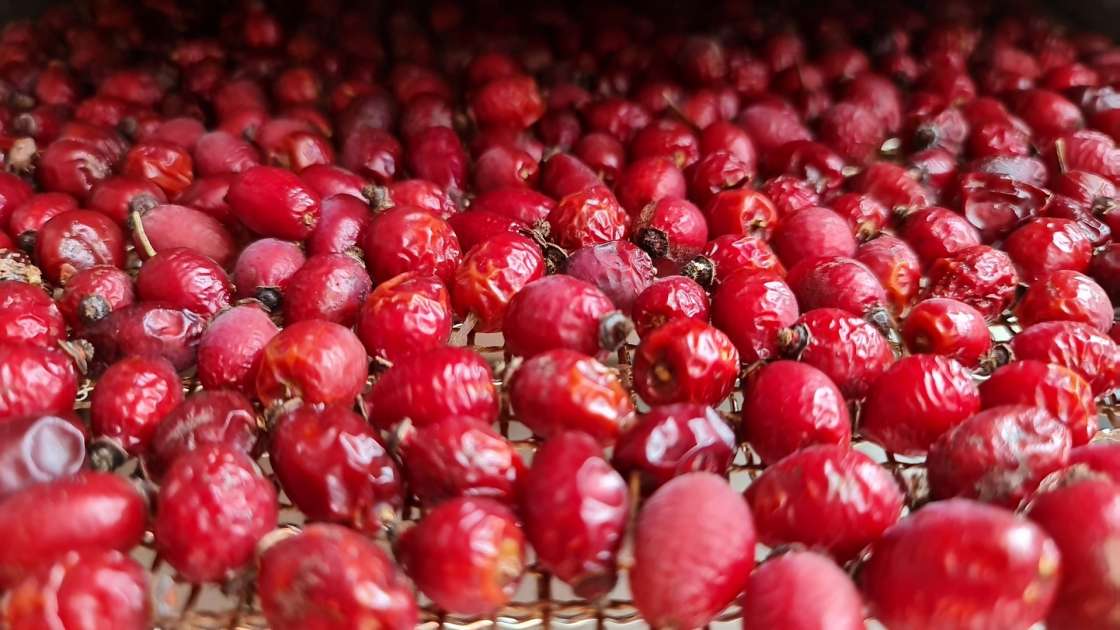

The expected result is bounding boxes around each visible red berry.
[471,75,544,129]
[90,355,182,456]
[509,349,634,445]
[741,361,851,464]
[631,196,708,267]
[396,497,526,616]
[282,253,372,326]
[256,320,368,408]
[926,244,1020,321]
[1016,269,1113,332]
[631,472,755,629]
[698,234,785,285]
[630,275,710,337]
[8,193,77,251]
[193,130,260,176]
[787,255,888,317]
[1010,321,1120,394]
[897,206,982,267]
[502,275,632,359]
[121,141,194,197]
[710,270,798,363]
[408,127,468,191]
[779,308,894,399]
[771,206,856,268]
[739,551,864,630]
[522,432,627,598]
[982,360,1097,445]
[38,140,112,199]
[688,152,752,208]
[862,499,1060,630]
[0,414,85,500]
[819,101,886,164]
[232,238,306,306]
[956,172,1052,242]
[830,192,891,237]
[363,346,498,430]
[612,403,734,493]
[0,280,64,347]
[87,176,165,225]
[196,304,279,393]
[452,233,544,331]
[0,342,78,422]
[548,186,627,249]
[258,524,418,630]
[470,186,555,224]
[35,210,125,284]
[362,207,461,284]
[747,445,903,561]
[928,405,1070,507]
[564,240,655,312]
[132,203,237,268]
[901,298,992,367]
[632,318,738,406]
[228,166,322,240]
[704,188,779,239]
[136,248,232,317]
[145,389,259,481]
[853,161,933,210]
[271,404,401,532]
[79,304,206,371]
[341,127,401,183]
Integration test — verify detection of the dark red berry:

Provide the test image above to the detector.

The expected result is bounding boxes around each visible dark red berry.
[363,346,498,430]
[548,186,627,249]
[0,343,78,422]
[282,253,372,326]
[132,203,236,268]
[362,206,461,284]
[787,255,888,317]
[1016,269,1113,332]
[228,165,322,240]
[630,275,710,337]
[710,270,798,363]
[145,389,259,481]
[779,308,894,399]
[35,210,125,284]
[80,304,206,371]
[502,275,632,359]
[0,281,64,348]
[632,318,738,406]
[564,240,655,312]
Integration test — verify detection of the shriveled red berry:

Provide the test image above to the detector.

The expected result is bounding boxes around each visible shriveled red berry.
[35,210,125,284]
[1010,321,1120,394]
[779,308,894,399]
[631,472,755,629]
[1026,474,1120,630]
[363,346,498,430]
[232,238,305,306]
[928,405,1070,507]
[631,196,708,268]
[90,355,182,457]
[196,304,279,393]
[1004,217,1092,282]
[8,193,77,251]
[145,390,259,481]
[397,414,524,506]
[632,318,738,406]
[362,207,461,284]
[271,404,401,533]
[710,270,798,363]
[0,414,85,500]
[897,206,982,268]
[787,256,888,317]
[154,444,277,583]
[522,432,627,598]
[630,275,710,337]
[982,360,1097,445]
[901,298,992,367]
[136,248,232,317]
[0,471,146,587]
[228,165,322,240]
[747,445,903,561]
[2,549,149,630]
[79,304,205,371]
[739,551,864,630]
[548,186,627,249]
[131,203,236,268]
[0,343,78,422]
[509,349,633,445]
[452,233,544,331]
[862,499,1060,630]
[282,253,372,326]
[564,241,655,312]
[0,281,63,348]
[697,234,785,285]
[502,275,632,359]
[926,245,1019,321]
[256,320,368,408]
[396,497,526,616]
[771,206,856,269]
[121,141,193,197]
[258,524,418,630]
[1016,269,1113,332]
[741,361,851,464]
[704,188,779,239]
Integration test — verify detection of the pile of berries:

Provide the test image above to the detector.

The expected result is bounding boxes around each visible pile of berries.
[3,0,1120,628]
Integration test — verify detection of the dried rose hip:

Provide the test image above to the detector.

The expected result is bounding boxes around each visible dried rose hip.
[1010,321,1120,394]
[981,360,1097,446]
[196,304,279,393]
[90,355,182,458]
[357,272,452,363]
[632,197,708,268]
[397,414,524,506]
[154,444,277,583]
[548,186,627,249]
[710,270,798,363]
[901,298,992,367]
[632,318,739,406]
[0,280,64,347]
[271,404,402,533]
[855,234,922,314]
[145,389,259,481]
[771,205,857,269]
[925,244,1019,321]
[778,308,894,399]
[363,346,498,430]
[131,203,236,268]
[231,238,306,307]
[612,403,735,493]
[696,234,785,285]
[739,551,864,630]
[136,248,232,317]
[452,232,544,331]
[255,320,368,408]
[897,206,982,268]
[258,524,418,630]
[631,472,755,629]
[502,275,632,359]
[1004,217,1093,282]
[786,255,889,318]
[396,497,526,616]
[564,240,655,312]
[35,210,125,284]
[1016,269,1113,332]
[746,445,903,561]
[928,405,1071,507]
[862,499,1060,630]
[522,432,627,598]
[281,253,372,326]
[362,206,462,284]
[80,304,206,371]
[57,265,134,328]
[1026,473,1120,629]
[0,471,146,587]
[509,349,634,445]
[228,165,321,240]
[1,550,150,630]
[741,361,851,464]
[0,342,79,422]
[630,275,710,336]
[0,414,85,499]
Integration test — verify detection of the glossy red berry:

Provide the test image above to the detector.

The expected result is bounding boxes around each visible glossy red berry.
[632,318,738,406]
[522,432,627,598]
[616,157,686,215]
[363,346,498,430]
[1010,321,1120,394]
[787,256,888,317]
[271,404,401,533]
[509,349,634,445]
[87,176,165,225]
[136,248,231,317]
[901,298,992,367]
[37,140,112,199]
[862,499,1060,630]
[696,234,785,285]
[131,203,236,268]
[0,281,64,348]
[0,343,78,422]
[631,196,708,268]
[739,551,864,630]
[1016,269,1113,332]
[258,524,418,630]
[154,444,276,583]
[631,472,755,629]
[502,275,632,359]
[0,414,85,500]
[741,361,851,464]
[548,186,627,249]
[145,389,259,481]
[928,405,1070,507]
[611,403,734,493]
[779,308,894,399]
[471,75,544,128]
[982,360,1097,445]
[1004,217,1092,282]
[90,355,182,457]
[710,270,798,363]
[231,238,305,306]
[35,210,125,284]
[282,253,372,326]
[255,320,368,408]
[630,275,710,337]
[228,166,322,239]
[897,206,982,267]
[121,141,194,197]
[451,233,544,331]
[746,445,903,561]
[396,497,526,616]
[362,206,461,284]
[307,193,372,256]
[704,188,779,239]
[8,193,77,252]
[926,245,1020,321]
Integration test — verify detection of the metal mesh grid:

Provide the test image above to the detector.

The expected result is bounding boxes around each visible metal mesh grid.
[69,321,1115,630]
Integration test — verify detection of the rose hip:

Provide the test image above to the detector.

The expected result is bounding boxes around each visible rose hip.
[710,270,798,363]
[630,275,710,337]
[0,414,85,499]
[154,445,277,583]
[770,206,857,269]
[926,245,1020,321]
[80,304,206,371]
[396,497,526,616]
[695,234,785,286]
[704,188,779,239]
[739,551,864,630]
[502,275,632,359]
[897,206,982,267]
[145,389,259,481]
[787,256,888,318]
[862,499,1060,630]
[397,414,524,506]
[631,472,755,629]
[548,186,627,249]
[746,445,903,561]
[928,405,1071,507]
[631,196,708,268]
[1004,217,1092,282]
[0,280,64,348]
[982,360,1097,445]
[196,304,279,392]
[258,524,418,630]
[8,193,77,252]
[90,355,182,457]
[231,238,305,308]
[363,346,497,430]
[362,206,461,284]
[564,240,655,311]
[741,361,851,464]
[271,404,401,533]
[452,233,544,331]
[521,432,627,598]
[35,210,125,284]
[612,403,735,493]
[282,253,372,326]
[901,298,992,367]
[0,343,78,422]
[1016,269,1113,332]
[131,203,236,268]
[121,141,193,197]
[632,318,738,406]
[255,320,368,408]
[1011,321,1120,394]
[87,176,165,225]
[778,308,894,399]
[228,165,322,240]
[306,194,371,256]
[136,248,232,317]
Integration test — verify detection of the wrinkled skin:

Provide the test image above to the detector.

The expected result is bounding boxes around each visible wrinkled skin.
[786,255,888,316]
[855,235,922,314]
[780,308,894,399]
[362,206,462,284]
[711,270,798,363]
[80,304,206,371]
[57,266,134,328]
[196,304,279,393]
[741,360,851,464]
[397,415,524,506]
[632,318,739,406]
[739,551,865,630]
[357,272,452,363]
[0,281,65,348]
[564,240,655,312]
[1010,321,1120,394]
[144,389,259,481]
[902,298,992,367]
[281,253,372,326]
[630,275,710,337]
[255,320,368,407]
[135,248,232,317]
[0,414,85,499]
[502,276,620,359]
[1016,269,1113,333]
[925,245,1019,321]
[0,342,78,422]
[362,346,498,430]
[981,360,1098,446]
[90,355,183,455]
[612,403,735,494]
[452,232,545,331]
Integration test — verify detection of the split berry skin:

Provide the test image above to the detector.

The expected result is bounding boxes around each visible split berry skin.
[612,403,735,494]
[0,414,86,499]
[981,360,1098,446]
[632,317,739,407]
[502,275,633,359]
[255,320,368,408]
[1010,321,1120,395]
[521,432,628,599]
[258,524,419,630]
[746,445,904,562]
[356,272,452,364]
[741,361,851,464]
[363,346,498,430]
[738,551,864,630]
[270,404,402,534]
[710,270,799,364]
[144,389,259,481]
[89,355,183,457]
[630,472,755,629]
[861,499,1060,630]
[927,405,1071,508]
[154,444,278,584]
[396,497,526,617]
